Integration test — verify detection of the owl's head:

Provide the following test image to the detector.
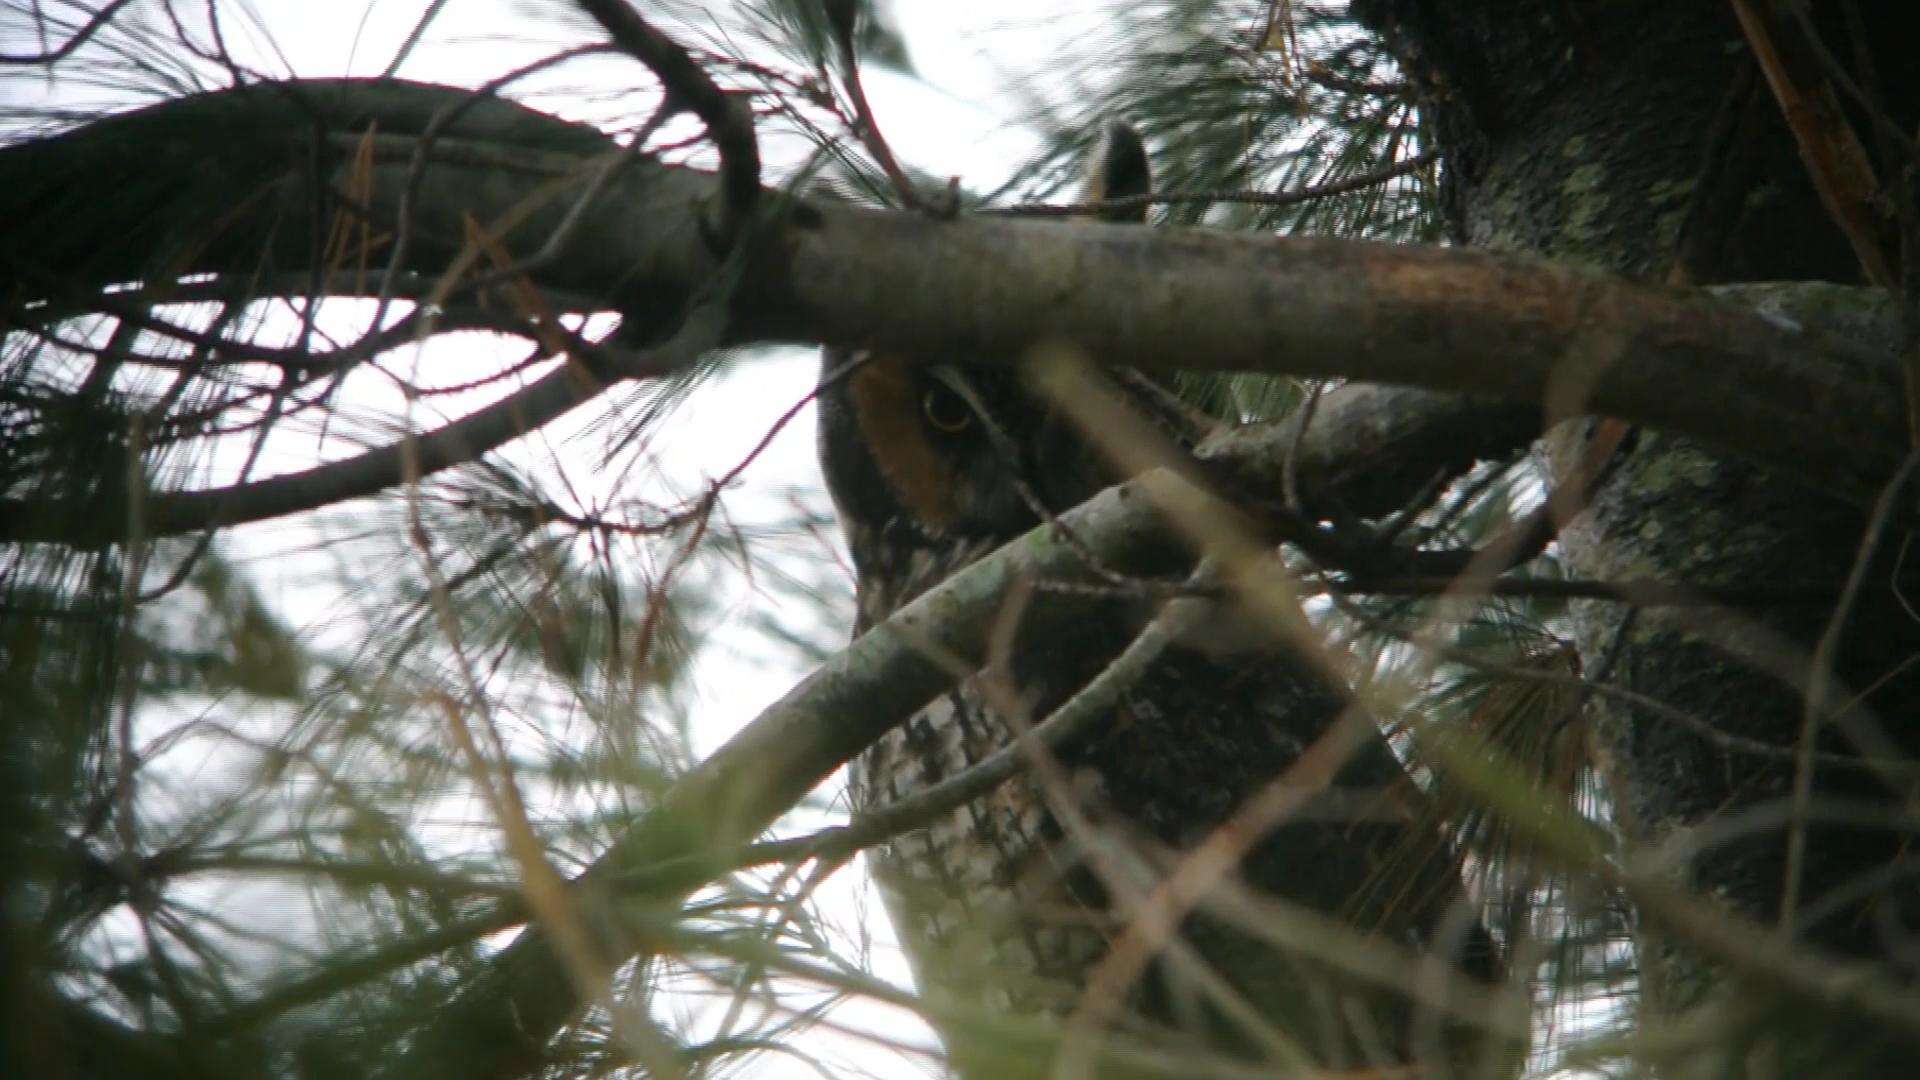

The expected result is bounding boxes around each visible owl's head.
[816,122,1155,625]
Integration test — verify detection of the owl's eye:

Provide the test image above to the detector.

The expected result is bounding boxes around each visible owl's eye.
[921,384,974,434]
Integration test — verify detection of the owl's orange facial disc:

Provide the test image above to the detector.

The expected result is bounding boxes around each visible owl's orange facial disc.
[846,354,965,533]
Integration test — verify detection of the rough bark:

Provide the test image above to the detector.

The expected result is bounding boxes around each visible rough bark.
[1353,2,1920,1074]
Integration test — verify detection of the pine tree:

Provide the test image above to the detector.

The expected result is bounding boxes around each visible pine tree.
[4,1,1915,1076]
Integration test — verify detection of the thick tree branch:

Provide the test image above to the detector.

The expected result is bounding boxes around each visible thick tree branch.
[776,219,1900,504]
[3,79,1906,534]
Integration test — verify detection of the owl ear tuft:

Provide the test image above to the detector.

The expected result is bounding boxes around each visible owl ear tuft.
[1083,120,1151,223]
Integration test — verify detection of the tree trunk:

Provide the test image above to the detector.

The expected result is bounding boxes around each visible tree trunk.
[1353,2,1920,1074]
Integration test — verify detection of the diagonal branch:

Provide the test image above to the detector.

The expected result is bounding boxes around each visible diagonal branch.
[201,385,1539,1060]
[379,471,1194,1080]
[375,376,1549,1078]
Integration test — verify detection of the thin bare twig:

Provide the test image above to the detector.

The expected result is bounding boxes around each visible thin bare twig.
[575,0,760,241]
[0,0,139,63]
[823,0,935,214]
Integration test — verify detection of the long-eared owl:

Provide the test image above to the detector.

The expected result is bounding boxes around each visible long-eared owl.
[817,124,1503,1076]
